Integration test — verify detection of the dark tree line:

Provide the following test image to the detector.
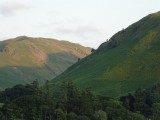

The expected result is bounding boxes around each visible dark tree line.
[0,81,160,120]
[120,83,160,120]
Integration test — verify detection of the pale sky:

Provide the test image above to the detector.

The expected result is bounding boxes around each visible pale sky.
[0,0,160,48]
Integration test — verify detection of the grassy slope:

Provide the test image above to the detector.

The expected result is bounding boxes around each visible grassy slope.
[0,36,91,89]
[51,11,160,97]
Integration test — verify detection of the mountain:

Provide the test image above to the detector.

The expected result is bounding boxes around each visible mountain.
[51,11,160,97]
[0,36,91,89]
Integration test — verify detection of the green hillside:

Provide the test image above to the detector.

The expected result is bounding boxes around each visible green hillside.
[51,11,160,97]
[0,36,91,89]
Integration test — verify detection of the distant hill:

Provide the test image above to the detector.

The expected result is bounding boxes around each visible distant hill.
[0,36,91,89]
[51,11,160,97]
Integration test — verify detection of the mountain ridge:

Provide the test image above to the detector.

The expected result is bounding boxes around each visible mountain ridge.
[0,36,91,89]
[51,11,160,97]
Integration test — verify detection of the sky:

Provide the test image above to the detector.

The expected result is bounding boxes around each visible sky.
[0,0,160,48]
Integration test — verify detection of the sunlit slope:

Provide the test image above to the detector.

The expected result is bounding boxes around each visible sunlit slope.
[52,11,160,97]
[0,36,91,89]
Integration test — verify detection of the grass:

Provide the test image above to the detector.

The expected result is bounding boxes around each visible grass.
[0,37,91,89]
[51,11,160,97]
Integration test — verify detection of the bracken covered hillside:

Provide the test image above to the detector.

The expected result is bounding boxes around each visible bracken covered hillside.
[0,36,91,89]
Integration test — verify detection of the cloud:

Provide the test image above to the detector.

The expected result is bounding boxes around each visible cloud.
[0,2,30,16]
[52,25,105,48]
[37,18,82,28]
[56,25,102,39]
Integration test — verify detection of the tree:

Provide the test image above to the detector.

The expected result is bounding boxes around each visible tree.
[152,103,160,120]
[67,112,78,120]
[94,110,107,120]
[55,108,66,120]
[127,113,146,120]
[78,58,81,62]
[79,115,90,120]
[79,88,94,116]
[120,93,135,111]
[134,88,151,116]
[91,48,95,53]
